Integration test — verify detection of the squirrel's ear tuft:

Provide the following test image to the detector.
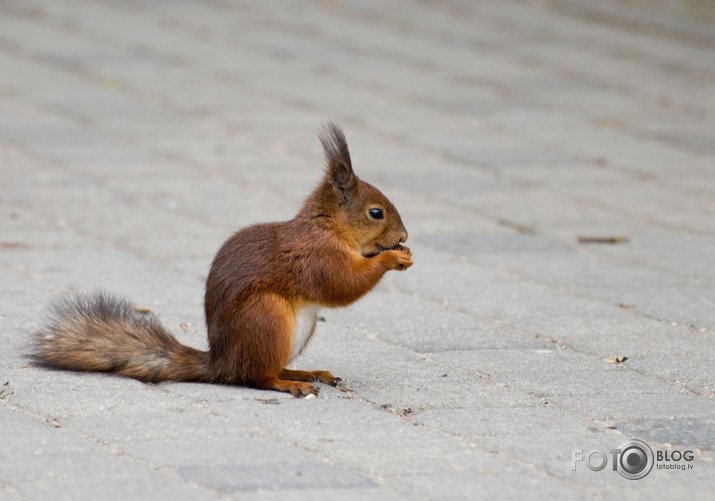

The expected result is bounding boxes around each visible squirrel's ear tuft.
[318,121,356,191]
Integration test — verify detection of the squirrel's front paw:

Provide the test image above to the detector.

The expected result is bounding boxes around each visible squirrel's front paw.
[395,244,412,257]
[383,248,413,271]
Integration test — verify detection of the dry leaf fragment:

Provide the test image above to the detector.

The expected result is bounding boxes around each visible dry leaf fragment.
[0,242,29,249]
[46,418,62,428]
[604,356,628,364]
[255,398,281,405]
[133,306,152,314]
[578,236,630,244]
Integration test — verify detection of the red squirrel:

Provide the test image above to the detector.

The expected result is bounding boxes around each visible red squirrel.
[35,122,412,397]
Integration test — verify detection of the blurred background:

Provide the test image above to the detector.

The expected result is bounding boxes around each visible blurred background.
[2,0,713,319]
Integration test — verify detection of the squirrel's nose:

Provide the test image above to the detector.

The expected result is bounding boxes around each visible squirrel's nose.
[398,230,408,244]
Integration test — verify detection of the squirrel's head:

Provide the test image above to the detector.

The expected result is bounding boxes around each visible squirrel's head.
[312,122,408,257]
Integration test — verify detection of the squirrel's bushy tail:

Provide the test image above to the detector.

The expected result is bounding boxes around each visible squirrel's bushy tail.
[35,293,212,383]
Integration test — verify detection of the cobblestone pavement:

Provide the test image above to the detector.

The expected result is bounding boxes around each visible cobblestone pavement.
[1,0,714,499]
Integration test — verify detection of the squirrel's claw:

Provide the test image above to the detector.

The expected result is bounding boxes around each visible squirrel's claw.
[312,370,341,387]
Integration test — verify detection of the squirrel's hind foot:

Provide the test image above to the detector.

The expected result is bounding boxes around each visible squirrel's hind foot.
[255,377,319,397]
[279,368,341,387]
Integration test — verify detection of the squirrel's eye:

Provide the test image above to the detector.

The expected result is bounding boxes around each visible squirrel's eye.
[368,208,384,220]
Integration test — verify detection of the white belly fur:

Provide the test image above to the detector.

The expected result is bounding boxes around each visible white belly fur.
[289,303,322,363]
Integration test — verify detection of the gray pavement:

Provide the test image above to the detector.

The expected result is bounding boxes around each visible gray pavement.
[1,0,714,499]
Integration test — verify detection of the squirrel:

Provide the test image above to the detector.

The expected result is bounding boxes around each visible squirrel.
[35,122,412,397]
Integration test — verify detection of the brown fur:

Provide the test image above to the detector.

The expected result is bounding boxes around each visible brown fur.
[36,293,212,383]
[35,122,412,397]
